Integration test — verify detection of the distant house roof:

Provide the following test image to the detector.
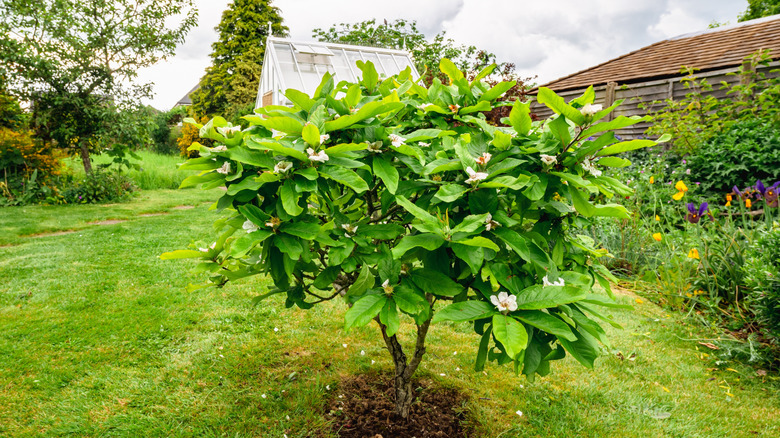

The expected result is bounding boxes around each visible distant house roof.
[174,84,200,107]
[542,14,780,92]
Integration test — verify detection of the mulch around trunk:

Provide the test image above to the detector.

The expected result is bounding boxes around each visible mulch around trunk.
[326,373,468,438]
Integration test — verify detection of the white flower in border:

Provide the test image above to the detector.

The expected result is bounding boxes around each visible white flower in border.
[418,141,430,147]
[307,148,329,163]
[418,103,433,110]
[540,154,557,166]
[342,223,358,237]
[485,213,500,231]
[582,159,602,177]
[465,166,488,184]
[490,291,518,312]
[388,133,406,147]
[476,152,492,166]
[366,141,383,153]
[320,134,330,144]
[216,162,231,174]
[542,275,565,287]
[580,103,603,117]
[273,161,293,174]
[211,145,227,152]
[242,220,259,233]
[218,125,241,136]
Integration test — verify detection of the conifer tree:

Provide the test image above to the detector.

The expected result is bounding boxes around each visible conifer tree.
[190,0,288,120]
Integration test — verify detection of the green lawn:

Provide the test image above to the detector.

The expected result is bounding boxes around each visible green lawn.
[1,190,779,437]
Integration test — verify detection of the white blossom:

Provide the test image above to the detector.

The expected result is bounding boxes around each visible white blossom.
[580,103,603,117]
[211,145,227,152]
[382,279,394,293]
[542,275,565,287]
[242,220,259,233]
[582,159,602,177]
[476,152,492,166]
[465,166,488,184]
[485,213,500,231]
[218,125,241,136]
[319,134,330,144]
[516,410,524,417]
[360,350,365,356]
[490,291,518,312]
[540,154,557,166]
[366,141,383,153]
[388,133,406,147]
[307,147,329,162]
[418,103,433,110]
[216,162,231,175]
[418,141,430,147]
[271,129,284,138]
[274,161,293,174]
[342,223,358,236]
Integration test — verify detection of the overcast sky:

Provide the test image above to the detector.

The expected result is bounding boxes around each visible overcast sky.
[137,0,748,110]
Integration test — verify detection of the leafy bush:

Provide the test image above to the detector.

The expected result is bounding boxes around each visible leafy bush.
[0,127,65,204]
[176,115,211,157]
[745,226,780,344]
[165,60,659,419]
[60,170,136,204]
[150,107,187,155]
[687,118,780,194]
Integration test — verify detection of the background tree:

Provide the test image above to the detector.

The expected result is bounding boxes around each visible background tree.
[0,0,198,173]
[739,0,780,21]
[190,0,288,120]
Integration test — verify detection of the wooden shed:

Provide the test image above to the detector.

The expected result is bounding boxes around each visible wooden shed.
[530,14,780,139]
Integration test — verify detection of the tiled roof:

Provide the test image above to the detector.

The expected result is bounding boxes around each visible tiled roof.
[542,14,780,91]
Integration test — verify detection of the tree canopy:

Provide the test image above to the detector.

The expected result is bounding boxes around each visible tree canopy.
[190,0,288,120]
[739,0,780,21]
[0,0,197,172]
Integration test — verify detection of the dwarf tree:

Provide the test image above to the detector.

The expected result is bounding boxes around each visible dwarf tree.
[165,60,660,418]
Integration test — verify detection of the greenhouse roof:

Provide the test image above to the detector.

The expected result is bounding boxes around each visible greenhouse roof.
[256,36,419,108]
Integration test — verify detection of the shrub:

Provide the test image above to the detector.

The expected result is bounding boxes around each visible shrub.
[745,226,780,344]
[60,169,136,204]
[687,118,780,194]
[0,127,65,204]
[177,115,212,157]
[165,60,659,420]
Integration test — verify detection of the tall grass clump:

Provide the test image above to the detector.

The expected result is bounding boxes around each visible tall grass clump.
[66,150,194,190]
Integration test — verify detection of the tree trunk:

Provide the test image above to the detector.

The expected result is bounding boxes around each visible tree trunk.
[380,314,433,419]
[79,142,93,174]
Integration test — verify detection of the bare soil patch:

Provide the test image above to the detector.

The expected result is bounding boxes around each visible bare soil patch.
[172,205,195,210]
[327,373,468,438]
[27,230,78,238]
[138,212,168,217]
[88,219,126,225]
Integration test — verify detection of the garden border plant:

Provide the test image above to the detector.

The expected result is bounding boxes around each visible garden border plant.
[163,59,664,419]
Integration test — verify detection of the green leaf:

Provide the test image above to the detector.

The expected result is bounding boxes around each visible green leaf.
[348,264,375,297]
[492,314,528,359]
[597,157,631,167]
[570,188,630,218]
[479,81,515,102]
[475,326,492,371]
[596,135,670,156]
[410,268,464,297]
[515,310,577,341]
[439,58,464,83]
[582,294,634,309]
[380,299,400,336]
[357,224,405,240]
[280,180,303,216]
[432,300,495,323]
[323,102,405,131]
[536,87,585,125]
[356,60,379,91]
[274,234,303,260]
[392,233,445,258]
[301,122,321,147]
[319,166,369,193]
[509,101,532,136]
[454,236,500,252]
[558,327,600,368]
[249,115,304,135]
[393,287,427,314]
[314,266,341,290]
[246,137,308,161]
[285,89,316,111]
[514,285,587,310]
[229,230,272,258]
[451,243,485,275]
[479,175,531,190]
[280,221,321,240]
[179,171,224,189]
[344,294,387,331]
[160,250,204,260]
[395,195,438,224]
[434,184,468,203]
[238,204,270,226]
[373,156,399,194]
[460,100,492,114]
[579,115,644,139]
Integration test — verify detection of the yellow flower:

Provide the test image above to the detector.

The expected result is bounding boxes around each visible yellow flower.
[675,180,688,192]
[653,233,662,241]
[687,248,700,259]
[725,201,731,207]
[746,199,752,208]
[673,191,685,201]
[655,215,660,221]
[649,176,655,184]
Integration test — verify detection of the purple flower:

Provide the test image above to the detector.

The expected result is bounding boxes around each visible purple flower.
[686,202,708,224]
[759,180,780,207]
[682,159,687,165]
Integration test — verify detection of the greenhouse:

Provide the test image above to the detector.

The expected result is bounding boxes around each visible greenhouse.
[255,36,419,108]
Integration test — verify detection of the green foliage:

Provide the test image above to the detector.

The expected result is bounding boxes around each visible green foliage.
[170,58,660,414]
[739,0,780,21]
[0,86,24,129]
[687,118,780,194]
[150,106,187,155]
[745,226,780,344]
[190,0,288,118]
[0,0,198,172]
[60,169,136,204]
[0,127,64,205]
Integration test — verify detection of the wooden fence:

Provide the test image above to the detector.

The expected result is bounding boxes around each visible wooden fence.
[529,61,780,139]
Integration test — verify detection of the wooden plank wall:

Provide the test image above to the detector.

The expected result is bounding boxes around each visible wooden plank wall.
[530,62,780,140]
